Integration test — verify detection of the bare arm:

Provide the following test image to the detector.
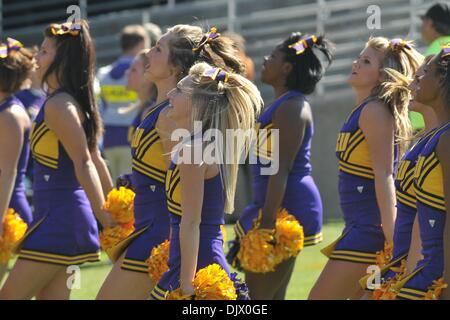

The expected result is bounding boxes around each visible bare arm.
[179,160,207,296]
[0,110,23,236]
[45,94,113,228]
[259,99,309,229]
[437,131,450,299]
[360,101,397,243]
[90,147,113,197]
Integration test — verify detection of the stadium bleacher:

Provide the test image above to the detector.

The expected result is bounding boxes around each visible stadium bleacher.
[1,0,448,219]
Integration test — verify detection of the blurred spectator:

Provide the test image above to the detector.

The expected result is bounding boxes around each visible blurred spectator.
[121,48,157,144]
[410,2,450,131]
[97,24,149,180]
[15,47,45,121]
[421,2,450,57]
[143,22,162,47]
[224,31,255,81]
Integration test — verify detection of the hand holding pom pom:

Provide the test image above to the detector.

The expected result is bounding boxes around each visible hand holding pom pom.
[100,187,136,251]
[237,208,304,273]
[0,209,28,263]
[146,240,170,283]
[168,264,239,300]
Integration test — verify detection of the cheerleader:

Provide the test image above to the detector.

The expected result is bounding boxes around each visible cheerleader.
[394,48,450,300]
[124,48,157,145]
[0,20,114,300]
[0,38,34,283]
[150,62,262,300]
[227,33,333,300]
[97,25,244,299]
[309,38,423,300]
[360,58,439,299]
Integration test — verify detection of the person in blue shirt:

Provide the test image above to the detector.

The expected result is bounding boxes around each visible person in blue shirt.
[97,25,149,180]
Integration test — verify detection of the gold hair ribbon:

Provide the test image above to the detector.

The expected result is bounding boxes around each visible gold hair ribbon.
[50,22,81,37]
[0,37,24,59]
[390,38,411,50]
[441,45,450,58]
[288,35,318,55]
[192,26,220,52]
[202,67,229,83]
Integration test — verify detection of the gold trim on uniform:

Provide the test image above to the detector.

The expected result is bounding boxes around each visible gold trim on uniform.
[131,125,167,183]
[414,153,445,211]
[329,249,377,264]
[336,128,374,179]
[18,249,100,265]
[121,258,149,273]
[396,287,427,300]
[304,232,323,246]
[30,121,59,169]
[150,285,168,300]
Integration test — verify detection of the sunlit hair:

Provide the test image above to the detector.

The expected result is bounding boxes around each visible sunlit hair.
[183,62,263,213]
[42,19,101,151]
[435,48,450,110]
[366,37,424,156]
[166,25,245,80]
[0,44,34,94]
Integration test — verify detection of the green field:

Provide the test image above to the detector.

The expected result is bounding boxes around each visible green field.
[2,221,344,300]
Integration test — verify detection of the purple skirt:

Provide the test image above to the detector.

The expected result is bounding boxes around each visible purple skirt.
[18,188,100,266]
[150,223,228,300]
[121,199,170,273]
[236,175,323,246]
[10,189,32,225]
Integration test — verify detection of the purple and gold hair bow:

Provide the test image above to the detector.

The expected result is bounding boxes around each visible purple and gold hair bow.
[0,37,24,59]
[50,22,81,37]
[441,45,450,58]
[288,35,318,55]
[390,38,411,50]
[192,27,220,52]
[202,67,229,83]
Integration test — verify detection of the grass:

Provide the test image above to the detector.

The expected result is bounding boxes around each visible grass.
[2,221,344,300]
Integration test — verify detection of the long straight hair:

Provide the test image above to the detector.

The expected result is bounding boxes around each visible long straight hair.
[187,62,263,213]
[42,20,102,151]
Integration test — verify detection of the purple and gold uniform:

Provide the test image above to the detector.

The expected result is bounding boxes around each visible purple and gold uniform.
[381,128,438,283]
[18,91,100,265]
[150,160,229,300]
[234,91,323,252]
[120,101,170,273]
[127,99,155,146]
[396,122,450,300]
[0,96,32,225]
[326,100,398,264]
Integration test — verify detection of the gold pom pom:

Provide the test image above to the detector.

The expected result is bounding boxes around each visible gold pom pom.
[168,264,238,300]
[100,187,136,251]
[0,209,28,263]
[103,187,135,225]
[238,227,280,273]
[167,288,193,300]
[425,278,448,300]
[193,263,237,300]
[274,209,304,260]
[238,208,304,273]
[375,241,393,268]
[100,225,135,250]
[146,240,170,283]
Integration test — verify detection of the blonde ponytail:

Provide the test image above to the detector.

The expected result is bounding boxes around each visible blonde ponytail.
[187,62,263,213]
[366,37,424,157]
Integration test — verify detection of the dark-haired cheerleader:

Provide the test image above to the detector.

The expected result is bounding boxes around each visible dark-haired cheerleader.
[0,20,113,300]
